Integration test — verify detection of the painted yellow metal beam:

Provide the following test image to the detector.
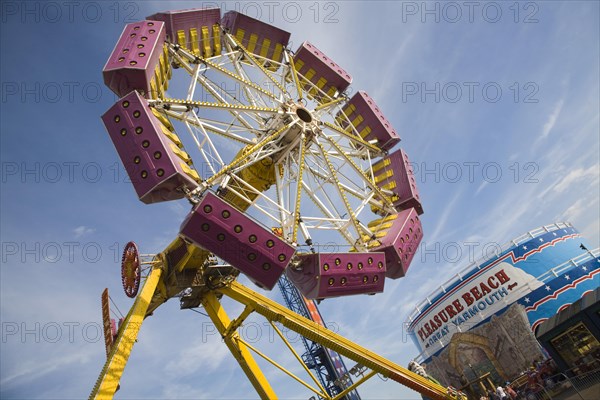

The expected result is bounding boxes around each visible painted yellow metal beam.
[218,281,452,400]
[89,267,163,400]
[287,50,304,101]
[237,337,328,399]
[333,370,377,400]
[201,292,277,399]
[269,321,330,398]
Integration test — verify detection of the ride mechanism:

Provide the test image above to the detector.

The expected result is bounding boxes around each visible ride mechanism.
[92,7,465,400]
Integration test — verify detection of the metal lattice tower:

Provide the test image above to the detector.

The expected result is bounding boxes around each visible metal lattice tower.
[278,275,361,400]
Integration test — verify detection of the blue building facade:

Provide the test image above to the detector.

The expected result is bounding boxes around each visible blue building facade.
[406,222,599,362]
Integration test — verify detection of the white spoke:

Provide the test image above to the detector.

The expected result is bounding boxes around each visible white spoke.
[156,38,386,253]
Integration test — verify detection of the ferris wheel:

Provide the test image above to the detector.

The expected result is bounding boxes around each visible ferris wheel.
[102,7,423,299]
[92,7,452,400]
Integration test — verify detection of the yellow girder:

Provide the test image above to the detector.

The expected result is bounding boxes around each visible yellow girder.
[89,267,163,400]
[201,292,277,398]
[218,281,452,400]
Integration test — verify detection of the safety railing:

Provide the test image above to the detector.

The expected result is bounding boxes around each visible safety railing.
[521,365,600,400]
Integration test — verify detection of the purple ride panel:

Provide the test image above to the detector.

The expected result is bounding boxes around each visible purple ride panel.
[372,148,423,215]
[369,208,423,279]
[221,11,290,63]
[293,41,352,98]
[103,21,165,97]
[101,91,199,204]
[148,8,221,53]
[337,91,400,152]
[179,192,296,290]
[286,252,386,299]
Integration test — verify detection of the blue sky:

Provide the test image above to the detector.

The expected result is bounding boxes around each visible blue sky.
[1,1,598,399]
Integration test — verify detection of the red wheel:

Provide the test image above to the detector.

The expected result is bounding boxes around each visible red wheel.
[121,242,141,298]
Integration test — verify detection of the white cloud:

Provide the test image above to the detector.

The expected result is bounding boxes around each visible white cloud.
[540,99,564,139]
[0,348,94,388]
[73,225,95,238]
[560,198,588,223]
[553,164,599,193]
[474,180,488,196]
[164,336,230,376]
[427,189,463,244]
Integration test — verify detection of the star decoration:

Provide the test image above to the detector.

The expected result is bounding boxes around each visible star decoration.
[564,275,571,280]
[545,285,551,291]
[522,246,528,250]
[524,297,530,303]
[582,266,588,271]
[539,238,544,242]
[552,232,557,236]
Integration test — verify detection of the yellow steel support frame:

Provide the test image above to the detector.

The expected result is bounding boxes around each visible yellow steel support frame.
[201,292,277,398]
[218,281,452,400]
[90,271,457,400]
[89,267,163,400]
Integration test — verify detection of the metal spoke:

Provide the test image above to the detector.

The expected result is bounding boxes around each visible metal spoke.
[292,135,308,245]
[314,139,368,249]
[224,32,287,96]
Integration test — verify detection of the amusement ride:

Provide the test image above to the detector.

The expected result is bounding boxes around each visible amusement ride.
[91,7,464,400]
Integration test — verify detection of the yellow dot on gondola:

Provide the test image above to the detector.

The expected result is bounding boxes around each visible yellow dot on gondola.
[141,170,148,179]
[234,225,242,233]
[266,240,274,248]
[323,263,329,271]
[156,169,164,177]
[120,128,127,136]
[135,127,143,134]
[133,156,140,164]
[358,262,363,270]
[262,263,271,271]
[203,205,212,213]
[328,278,334,286]
[363,276,368,283]
[341,277,347,285]
[122,101,129,108]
